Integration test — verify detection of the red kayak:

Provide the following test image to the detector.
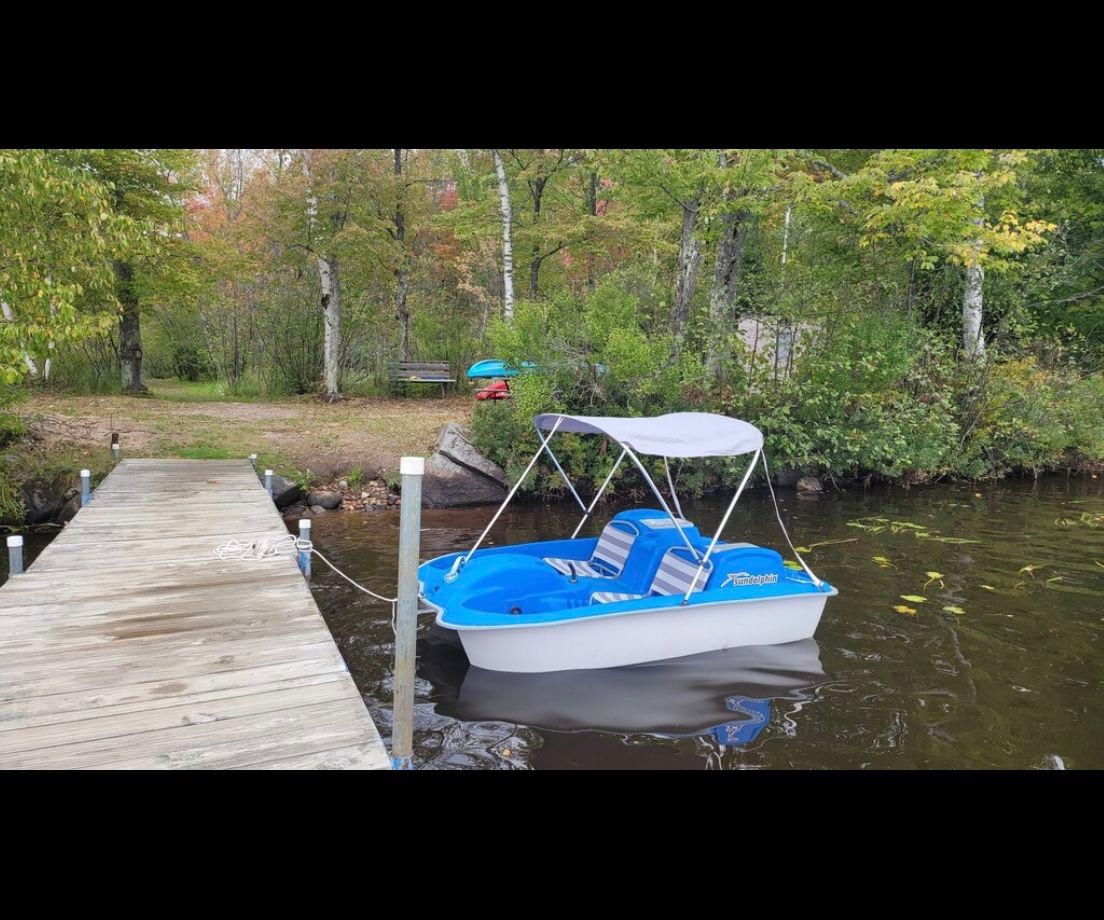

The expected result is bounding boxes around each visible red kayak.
[475,379,511,400]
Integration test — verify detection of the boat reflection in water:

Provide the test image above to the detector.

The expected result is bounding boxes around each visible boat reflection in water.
[420,634,828,745]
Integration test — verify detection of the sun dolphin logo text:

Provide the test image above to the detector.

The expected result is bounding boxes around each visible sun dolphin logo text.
[721,571,779,588]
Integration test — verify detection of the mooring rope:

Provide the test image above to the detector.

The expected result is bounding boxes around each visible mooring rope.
[213,534,401,628]
[759,453,826,590]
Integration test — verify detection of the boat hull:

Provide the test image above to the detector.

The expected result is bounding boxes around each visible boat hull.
[445,591,833,673]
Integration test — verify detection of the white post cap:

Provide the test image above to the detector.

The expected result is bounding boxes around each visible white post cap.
[299,518,311,529]
[81,469,91,477]
[400,456,425,476]
[249,453,258,459]
[7,535,22,547]
[265,469,274,477]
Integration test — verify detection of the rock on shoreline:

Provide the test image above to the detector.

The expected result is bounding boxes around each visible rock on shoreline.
[422,423,507,508]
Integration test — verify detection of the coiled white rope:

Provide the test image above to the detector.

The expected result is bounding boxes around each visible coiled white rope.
[213,534,401,627]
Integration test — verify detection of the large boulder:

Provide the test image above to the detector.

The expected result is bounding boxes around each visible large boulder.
[306,489,342,510]
[20,482,65,525]
[422,453,507,508]
[267,474,303,508]
[436,423,506,485]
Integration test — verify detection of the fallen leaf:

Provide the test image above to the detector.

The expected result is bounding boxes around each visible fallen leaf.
[783,560,803,570]
[1045,575,1063,585]
[942,605,966,615]
[900,594,928,604]
[980,585,997,591]
[923,570,946,589]
[892,605,917,615]
[794,547,810,554]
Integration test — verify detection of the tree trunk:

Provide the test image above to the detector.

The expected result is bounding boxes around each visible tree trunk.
[319,253,342,400]
[586,170,599,292]
[491,149,514,320]
[963,196,986,361]
[394,148,411,360]
[706,210,749,379]
[671,199,702,345]
[115,261,147,394]
[528,175,547,299]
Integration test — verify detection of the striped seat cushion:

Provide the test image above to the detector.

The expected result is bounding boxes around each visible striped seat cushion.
[544,521,638,580]
[590,590,644,604]
[649,547,713,597]
[590,547,712,605]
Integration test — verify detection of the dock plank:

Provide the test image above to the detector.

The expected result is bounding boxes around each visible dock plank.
[0,459,390,770]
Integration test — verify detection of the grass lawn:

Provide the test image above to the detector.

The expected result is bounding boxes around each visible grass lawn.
[14,379,473,486]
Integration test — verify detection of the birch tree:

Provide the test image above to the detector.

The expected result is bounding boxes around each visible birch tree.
[491,149,515,321]
[816,149,1052,362]
[302,149,349,400]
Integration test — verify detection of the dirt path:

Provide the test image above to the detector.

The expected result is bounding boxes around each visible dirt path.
[18,381,473,482]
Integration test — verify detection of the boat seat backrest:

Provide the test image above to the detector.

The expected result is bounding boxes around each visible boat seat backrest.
[649,546,713,597]
[591,520,639,575]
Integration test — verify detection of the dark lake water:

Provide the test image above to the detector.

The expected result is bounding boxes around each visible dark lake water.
[5,475,1102,769]
[288,475,1104,770]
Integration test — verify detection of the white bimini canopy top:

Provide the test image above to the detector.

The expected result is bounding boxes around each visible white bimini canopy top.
[532,412,764,458]
[447,410,824,591]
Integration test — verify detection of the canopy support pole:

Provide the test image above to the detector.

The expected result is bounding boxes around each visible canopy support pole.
[571,448,626,539]
[622,444,700,560]
[664,457,686,520]
[446,416,565,581]
[682,449,760,603]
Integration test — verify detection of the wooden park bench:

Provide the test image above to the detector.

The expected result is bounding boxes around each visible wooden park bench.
[388,361,456,397]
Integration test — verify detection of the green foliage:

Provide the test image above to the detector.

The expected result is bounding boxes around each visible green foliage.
[724,313,960,478]
[0,468,22,524]
[0,386,27,446]
[0,149,131,383]
[959,357,1104,476]
[345,467,365,490]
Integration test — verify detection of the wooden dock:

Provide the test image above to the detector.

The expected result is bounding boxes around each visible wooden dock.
[0,459,391,770]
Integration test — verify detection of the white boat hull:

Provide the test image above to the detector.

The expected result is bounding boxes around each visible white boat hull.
[447,591,834,673]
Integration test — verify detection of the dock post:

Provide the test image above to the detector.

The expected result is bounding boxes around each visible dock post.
[249,453,258,470]
[80,469,91,506]
[391,455,424,770]
[7,535,23,576]
[298,518,311,579]
[112,443,121,462]
[265,469,273,499]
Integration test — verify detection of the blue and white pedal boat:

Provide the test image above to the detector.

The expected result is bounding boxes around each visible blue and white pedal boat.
[418,412,837,673]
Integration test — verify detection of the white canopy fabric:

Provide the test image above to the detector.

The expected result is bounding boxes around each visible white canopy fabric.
[532,412,764,458]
